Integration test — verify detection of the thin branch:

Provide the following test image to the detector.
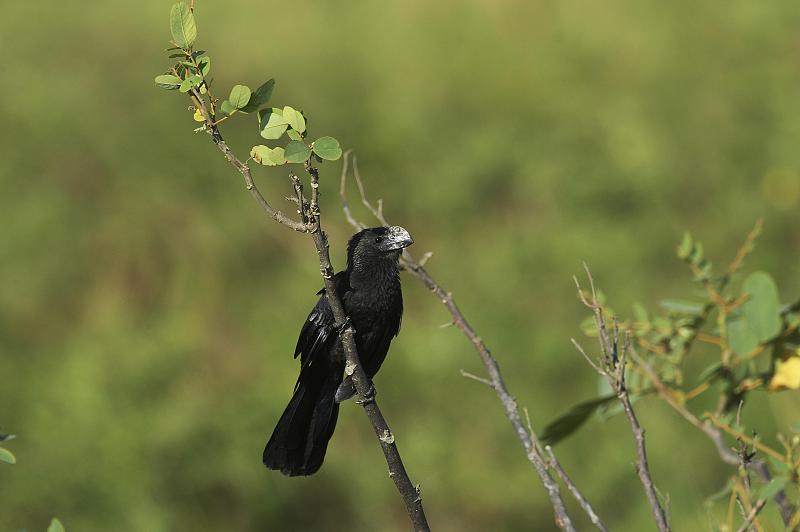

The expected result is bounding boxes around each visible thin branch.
[460,369,495,388]
[340,161,576,531]
[576,272,670,532]
[185,92,430,531]
[735,498,767,532]
[339,151,366,231]
[544,446,609,532]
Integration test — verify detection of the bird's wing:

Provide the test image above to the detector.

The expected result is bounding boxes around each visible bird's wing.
[293,271,350,375]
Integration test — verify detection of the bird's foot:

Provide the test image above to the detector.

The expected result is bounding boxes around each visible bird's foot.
[356,382,377,405]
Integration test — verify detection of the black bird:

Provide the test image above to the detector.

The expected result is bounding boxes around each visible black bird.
[263,226,414,476]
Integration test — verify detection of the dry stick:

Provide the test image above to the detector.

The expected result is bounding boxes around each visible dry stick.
[544,446,609,532]
[188,93,430,532]
[339,155,578,532]
[575,269,670,532]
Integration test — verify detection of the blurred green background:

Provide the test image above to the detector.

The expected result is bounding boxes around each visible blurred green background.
[2,1,800,530]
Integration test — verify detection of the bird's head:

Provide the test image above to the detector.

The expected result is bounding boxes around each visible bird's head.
[347,226,414,269]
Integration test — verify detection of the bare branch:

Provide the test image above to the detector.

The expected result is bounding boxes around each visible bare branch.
[460,369,495,388]
[544,446,609,532]
[340,161,577,531]
[339,151,365,231]
[575,273,670,532]
[302,164,430,531]
[735,498,767,532]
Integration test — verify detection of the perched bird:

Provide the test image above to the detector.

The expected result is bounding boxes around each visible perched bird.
[263,226,414,476]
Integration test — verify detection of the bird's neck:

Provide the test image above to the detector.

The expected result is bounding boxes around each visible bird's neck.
[348,258,401,292]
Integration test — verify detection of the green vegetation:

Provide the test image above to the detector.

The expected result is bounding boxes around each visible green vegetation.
[1,1,799,530]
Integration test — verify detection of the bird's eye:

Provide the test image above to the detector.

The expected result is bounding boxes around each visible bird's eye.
[374,236,383,244]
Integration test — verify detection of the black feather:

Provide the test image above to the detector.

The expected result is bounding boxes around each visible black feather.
[263,227,411,476]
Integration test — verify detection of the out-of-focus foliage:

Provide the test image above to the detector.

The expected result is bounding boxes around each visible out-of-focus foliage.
[1,1,799,531]
[546,227,800,527]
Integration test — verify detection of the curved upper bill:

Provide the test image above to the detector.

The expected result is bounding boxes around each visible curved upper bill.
[383,226,414,251]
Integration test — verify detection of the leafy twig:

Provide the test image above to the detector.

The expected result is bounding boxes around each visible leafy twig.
[180,72,430,532]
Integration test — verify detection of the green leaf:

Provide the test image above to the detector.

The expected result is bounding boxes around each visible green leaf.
[540,395,617,446]
[284,141,311,163]
[229,85,251,109]
[742,272,781,343]
[677,232,693,259]
[170,2,197,49]
[728,313,759,356]
[220,100,236,116]
[768,456,791,473]
[250,145,286,166]
[282,106,306,134]
[758,476,788,500]
[197,55,211,77]
[312,136,342,161]
[47,518,65,532]
[240,79,275,113]
[659,299,704,315]
[0,434,15,443]
[154,74,182,90]
[287,129,304,141]
[258,108,289,140]
[0,447,16,464]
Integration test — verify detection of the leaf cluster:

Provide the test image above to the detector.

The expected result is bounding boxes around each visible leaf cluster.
[153,2,342,168]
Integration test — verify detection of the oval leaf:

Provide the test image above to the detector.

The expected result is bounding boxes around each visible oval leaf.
[287,129,304,141]
[170,2,197,49]
[742,272,781,343]
[154,74,182,90]
[758,477,788,501]
[727,313,759,356]
[197,55,211,76]
[258,108,288,140]
[284,141,311,163]
[312,136,342,161]
[540,395,616,446]
[0,447,16,464]
[229,85,251,109]
[240,79,275,113]
[282,106,306,134]
[250,145,286,166]
[220,100,236,116]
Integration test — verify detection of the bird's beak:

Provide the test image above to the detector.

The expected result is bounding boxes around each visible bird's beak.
[384,226,414,251]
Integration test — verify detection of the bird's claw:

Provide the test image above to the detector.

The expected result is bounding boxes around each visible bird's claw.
[356,382,377,405]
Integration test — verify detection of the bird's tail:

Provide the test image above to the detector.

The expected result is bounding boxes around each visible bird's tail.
[263,363,342,476]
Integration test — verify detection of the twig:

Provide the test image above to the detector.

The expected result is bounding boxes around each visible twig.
[185,91,430,531]
[735,498,767,532]
[460,370,495,388]
[543,445,609,532]
[340,161,577,531]
[576,270,670,532]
